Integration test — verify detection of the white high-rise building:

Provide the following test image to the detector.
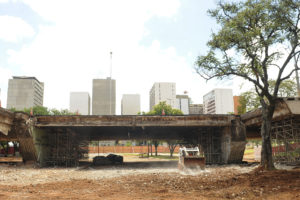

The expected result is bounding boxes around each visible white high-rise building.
[175,95,189,115]
[92,78,116,115]
[149,82,176,110]
[121,94,140,115]
[203,88,234,114]
[6,76,44,110]
[69,92,90,115]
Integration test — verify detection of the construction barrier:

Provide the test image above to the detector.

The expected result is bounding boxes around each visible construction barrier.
[87,146,180,154]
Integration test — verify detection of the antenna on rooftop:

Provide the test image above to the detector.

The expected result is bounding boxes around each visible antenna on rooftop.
[110,51,112,78]
[109,51,113,115]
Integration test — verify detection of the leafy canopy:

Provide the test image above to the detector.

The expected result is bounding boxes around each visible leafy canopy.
[196,0,300,107]
[238,78,298,114]
[140,102,183,115]
[10,106,77,116]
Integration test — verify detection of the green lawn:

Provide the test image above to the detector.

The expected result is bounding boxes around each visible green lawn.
[244,148,254,154]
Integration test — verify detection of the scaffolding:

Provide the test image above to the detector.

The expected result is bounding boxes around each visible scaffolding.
[271,116,300,164]
[197,128,222,164]
[45,128,89,167]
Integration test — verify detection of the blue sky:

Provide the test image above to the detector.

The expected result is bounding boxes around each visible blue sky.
[0,0,241,113]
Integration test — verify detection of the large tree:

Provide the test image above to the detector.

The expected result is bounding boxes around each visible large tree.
[141,102,183,157]
[143,101,183,115]
[239,79,298,114]
[196,0,300,169]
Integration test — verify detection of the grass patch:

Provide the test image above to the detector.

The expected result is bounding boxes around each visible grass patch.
[244,148,254,154]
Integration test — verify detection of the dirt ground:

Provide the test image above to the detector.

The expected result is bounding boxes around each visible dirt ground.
[0,155,299,200]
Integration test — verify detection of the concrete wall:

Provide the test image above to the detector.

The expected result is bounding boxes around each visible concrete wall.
[121,94,140,115]
[70,92,90,115]
[92,78,116,115]
[221,118,246,163]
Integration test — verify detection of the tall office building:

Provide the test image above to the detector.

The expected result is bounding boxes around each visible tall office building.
[69,92,90,115]
[92,78,116,115]
[149,82,176,110]
[6,76,44,110]
[203,88,233,114]
[175,95,189,114]
[121,94,140,115]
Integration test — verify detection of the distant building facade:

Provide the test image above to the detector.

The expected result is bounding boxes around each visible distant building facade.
[175,95,189,114]
[203,88,233,114]
[149,82,176,110]
[121,94,140,115]
[233,96,241,115]
[189,104,203,114]
[92,78,116,115]
[69,92,90,115]
[6,76,44,110]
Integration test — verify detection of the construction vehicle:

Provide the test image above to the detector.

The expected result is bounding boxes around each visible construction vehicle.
[178,146,205,170]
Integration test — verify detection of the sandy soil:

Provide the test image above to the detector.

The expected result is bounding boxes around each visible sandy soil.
[0,157,299,200]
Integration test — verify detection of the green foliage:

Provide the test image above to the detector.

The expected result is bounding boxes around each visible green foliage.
[143,102,183,116]
[24,106,49,115]
[11,106,76,116]
[8,107,16,112]
[196,0,300,105]
[196,0,300,169]
[239,79,298,113]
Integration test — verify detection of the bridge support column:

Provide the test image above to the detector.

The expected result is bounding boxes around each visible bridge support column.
[12,113,37,163]
[31,127,51,167]
[221,118,246,164]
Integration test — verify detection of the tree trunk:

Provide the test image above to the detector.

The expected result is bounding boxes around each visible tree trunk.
[153,141,159,156]
[168,142,177,157]
[260,105,275,170]
[170,147,174,157]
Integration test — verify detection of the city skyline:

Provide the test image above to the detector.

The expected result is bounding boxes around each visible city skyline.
[1,74,235,114]
[0,1,257,114]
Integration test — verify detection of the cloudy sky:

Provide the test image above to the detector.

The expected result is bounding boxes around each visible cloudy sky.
[0,0,246,114]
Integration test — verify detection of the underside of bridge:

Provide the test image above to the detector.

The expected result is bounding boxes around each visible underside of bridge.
[1,111,247,167]
[33,126,229,166]
[28,114,246,167]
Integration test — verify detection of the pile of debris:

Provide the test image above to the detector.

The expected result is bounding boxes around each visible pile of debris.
[93,154,123,165]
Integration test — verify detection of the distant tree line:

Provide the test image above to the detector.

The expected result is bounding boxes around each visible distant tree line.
[138,101,183,115]
[9,106,77,116]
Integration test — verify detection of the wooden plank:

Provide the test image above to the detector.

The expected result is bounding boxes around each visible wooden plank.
[0,157,22,162]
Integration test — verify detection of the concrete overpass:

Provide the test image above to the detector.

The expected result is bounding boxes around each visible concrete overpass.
[2,98,299,166]
[0,108,14,138]
[241,98,300,138]
[0,111,246,166]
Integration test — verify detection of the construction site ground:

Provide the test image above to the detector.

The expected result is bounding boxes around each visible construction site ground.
[0,154,299,200]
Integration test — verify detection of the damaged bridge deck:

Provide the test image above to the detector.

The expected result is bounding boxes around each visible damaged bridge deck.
[34,114,237,128]
[0,111,247,166]
[0,108,14,137]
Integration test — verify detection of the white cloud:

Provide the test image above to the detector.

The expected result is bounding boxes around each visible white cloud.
[0,15,35,42]
[0,67,12,107]
[6,0,183,113]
